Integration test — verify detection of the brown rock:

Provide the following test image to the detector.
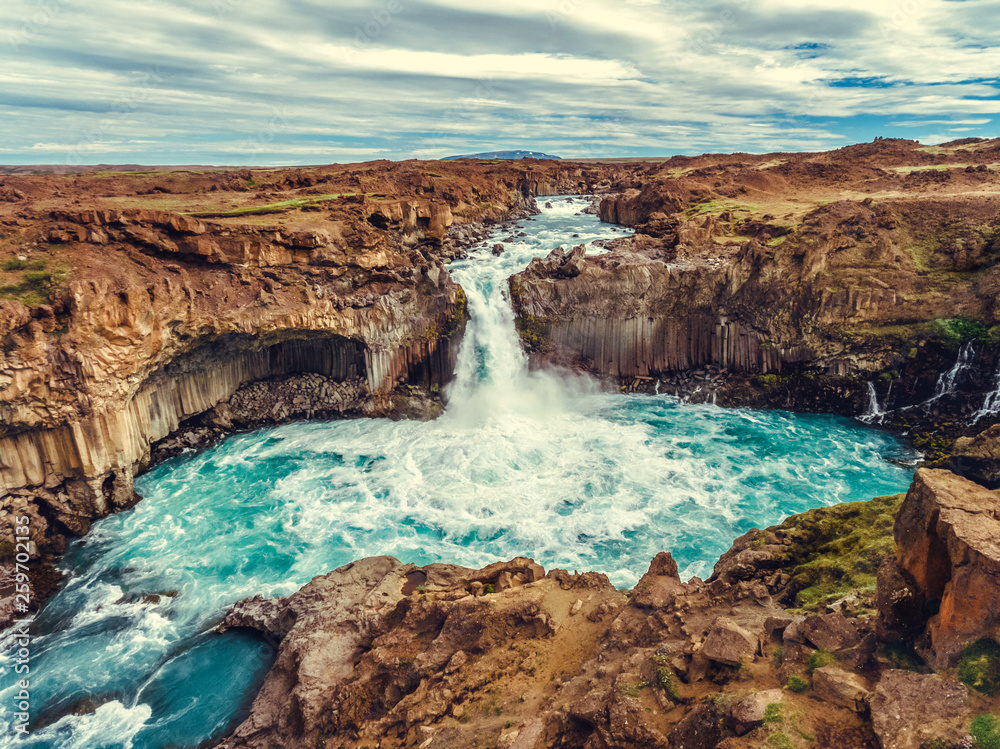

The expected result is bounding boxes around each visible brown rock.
[875,556,925,641]
[632,551,682,608]
[764,616,794,639]
[812,666,870,713]
[726,689,783,736]
[869,670,971,749]
[670,701,723,749]
[948,423,1000,488]
[801,612,861,652]
[701,619,756,667]
[895,468,1000,667]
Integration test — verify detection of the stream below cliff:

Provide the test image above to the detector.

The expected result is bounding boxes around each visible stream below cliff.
[0,197,917,749]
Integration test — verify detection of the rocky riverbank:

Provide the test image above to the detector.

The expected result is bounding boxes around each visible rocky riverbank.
[215,468,1000,749]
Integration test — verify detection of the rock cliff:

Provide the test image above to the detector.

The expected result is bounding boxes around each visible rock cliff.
[511,139,1000,433]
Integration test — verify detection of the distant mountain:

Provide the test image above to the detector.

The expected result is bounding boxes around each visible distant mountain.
[441,150,562,161]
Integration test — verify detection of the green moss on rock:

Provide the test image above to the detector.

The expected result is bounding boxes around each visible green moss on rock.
[778,494,906,612]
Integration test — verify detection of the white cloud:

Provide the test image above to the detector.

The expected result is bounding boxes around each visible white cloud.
[0,0,996,163]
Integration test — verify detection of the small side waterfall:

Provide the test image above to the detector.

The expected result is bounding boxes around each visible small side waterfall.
[928,342,975,403]
[973,356,1000,424]
[859,382,884,424]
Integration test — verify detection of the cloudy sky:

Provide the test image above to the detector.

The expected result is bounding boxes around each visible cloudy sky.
[1,0,997,164]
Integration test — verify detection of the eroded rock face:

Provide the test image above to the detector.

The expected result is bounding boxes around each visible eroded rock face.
[218,557,626,749]
[1,158,652,568]
[216,534,894,749]
[510,142,1000,427]
[895,468,1000,667]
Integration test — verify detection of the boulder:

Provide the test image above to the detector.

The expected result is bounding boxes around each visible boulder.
[947,423,1000,488]
[801,612,861,652]
[895,468,1000,667]
[701,619,756,667]
[632,551,682,608]
[801,612,876,669]
[869,670,970,749]
[811,666,870,713]
[670,702,723,749]
[726,689,783,736]
[764,616,794,640]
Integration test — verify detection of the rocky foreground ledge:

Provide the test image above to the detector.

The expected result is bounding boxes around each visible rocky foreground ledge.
[215,468,1000,749]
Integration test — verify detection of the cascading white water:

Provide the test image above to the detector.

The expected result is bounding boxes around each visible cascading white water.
[0,198,917,749]
[973,356,1000,424]
[859,382,884,424]
[443,208,601,425]
[929,342,975,403]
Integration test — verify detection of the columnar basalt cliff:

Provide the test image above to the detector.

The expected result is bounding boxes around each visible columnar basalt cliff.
[7,149,1000,747]
[511,139,1000,430]
[0,160,640,565]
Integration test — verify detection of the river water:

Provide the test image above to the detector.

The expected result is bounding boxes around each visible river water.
[0,197,915,748]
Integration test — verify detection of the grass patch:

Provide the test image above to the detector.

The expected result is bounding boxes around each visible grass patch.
[621,681,650,698]
[932,317,990,347]
[767,733,795,749]
[958,639,1000,696]
[786,675,809,694]
[0,260,69,307]
[764,702,784,725]
[683,199,759,219]
[889,164,967,174]
[656,666,679,700]
[186,193,348,218]
[972,714,1000,749]
[782,493,905,612]
[807,651,837,675]
[3,257,47,272]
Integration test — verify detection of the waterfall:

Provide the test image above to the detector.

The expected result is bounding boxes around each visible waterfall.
[859,382,884,424]
[927,342,974,403]
[0,198,918,749]
[973,356,1000,424]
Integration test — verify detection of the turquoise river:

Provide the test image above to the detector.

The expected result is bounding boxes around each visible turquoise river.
[0,197,916,748]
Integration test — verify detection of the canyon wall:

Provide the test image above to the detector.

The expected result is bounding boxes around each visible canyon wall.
[511,155,1000,419]
[0,158,650,558]
[0,194,476,553]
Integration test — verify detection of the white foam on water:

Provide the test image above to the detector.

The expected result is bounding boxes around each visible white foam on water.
[13,701,151,749]
[0,197,915,749]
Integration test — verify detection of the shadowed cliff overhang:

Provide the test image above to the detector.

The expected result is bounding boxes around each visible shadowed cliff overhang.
[0,327,461,493]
